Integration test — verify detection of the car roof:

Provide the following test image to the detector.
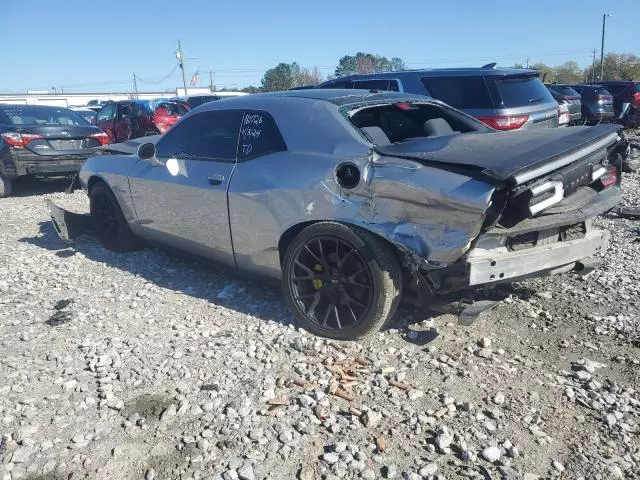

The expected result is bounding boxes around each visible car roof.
[324,67,539,81]
[594,80,637,84]
[194,89,435,109]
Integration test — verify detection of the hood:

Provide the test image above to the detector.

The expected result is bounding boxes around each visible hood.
[375,124,622,186]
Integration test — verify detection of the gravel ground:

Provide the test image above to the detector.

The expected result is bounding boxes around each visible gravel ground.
[1,174,639,480]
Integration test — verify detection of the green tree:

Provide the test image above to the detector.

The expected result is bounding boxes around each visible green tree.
[261,63,294,92]
[585,53,640,81]
[241,86,263,94]
[391,57,407,72]
[530,62,555,83]
[513,63,524,69]
[334,52,405,77]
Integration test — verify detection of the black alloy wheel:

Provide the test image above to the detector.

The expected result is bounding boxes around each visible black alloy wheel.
[290,236,374,331]
[283,222,402,340]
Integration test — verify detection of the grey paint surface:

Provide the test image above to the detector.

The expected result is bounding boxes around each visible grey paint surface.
[78,90,619,288]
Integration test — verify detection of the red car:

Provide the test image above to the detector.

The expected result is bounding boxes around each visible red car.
[153,101,190,134]
[96,101,159,144]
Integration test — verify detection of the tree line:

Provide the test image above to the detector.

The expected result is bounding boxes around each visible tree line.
[229,52,639,93]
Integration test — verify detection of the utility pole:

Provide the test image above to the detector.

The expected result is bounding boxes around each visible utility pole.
[177,40,188,95]
[526,58,529,69]
[209,70,214,92]
[591,49,597,82]
[133,73,139,99]
[600,14,611,81]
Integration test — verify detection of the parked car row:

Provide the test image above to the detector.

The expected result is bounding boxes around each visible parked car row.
[1,71,636,199]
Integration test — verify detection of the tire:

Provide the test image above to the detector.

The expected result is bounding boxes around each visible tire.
[0,174,12,198]
[89,181,140,251]
[282,222,402,340]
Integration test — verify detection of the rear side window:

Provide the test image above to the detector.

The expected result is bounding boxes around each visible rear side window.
[420,76,493,109]
[237,110,287,161]
[489,75,554,107]
[323,80,353,89]
[155,110,243,162]
[550,86,580,97]
[602,84,626,94]
[352,79,400,92]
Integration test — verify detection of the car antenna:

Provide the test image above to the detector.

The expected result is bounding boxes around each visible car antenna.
[481,62,497,69]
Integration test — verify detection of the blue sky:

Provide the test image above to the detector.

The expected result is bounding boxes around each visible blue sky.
[2,0,638,93]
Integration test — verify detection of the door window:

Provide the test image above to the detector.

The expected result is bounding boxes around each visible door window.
[237,110,287,160]
[97,104,115,122]
[155,110,243,162]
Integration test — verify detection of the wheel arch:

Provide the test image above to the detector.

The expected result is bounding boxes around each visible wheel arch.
[278,219,405,268]
[86,174,138,224]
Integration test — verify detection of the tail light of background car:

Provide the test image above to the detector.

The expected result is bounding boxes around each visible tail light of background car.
[557,105,570,125]
[0,132,43,148]
[89,132,110,145]
[597,95,613,103]
[632,92,640,109]
[476,115,529,131]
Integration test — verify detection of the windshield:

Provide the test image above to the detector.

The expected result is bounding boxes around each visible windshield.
[491,75,554,107]
[0,106,90,126]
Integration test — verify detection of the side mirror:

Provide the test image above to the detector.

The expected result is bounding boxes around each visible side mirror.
[137,142,158,165]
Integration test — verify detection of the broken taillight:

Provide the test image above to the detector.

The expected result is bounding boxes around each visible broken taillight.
[1,132,43,147]
[600,165,618,188]
[476,115,529,131]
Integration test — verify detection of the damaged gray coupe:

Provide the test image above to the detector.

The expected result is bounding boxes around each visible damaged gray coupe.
[63,90,629,339]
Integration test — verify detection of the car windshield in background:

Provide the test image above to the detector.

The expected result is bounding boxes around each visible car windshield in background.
[186,96,218,108]
[550,85,580,97]
[491,75,554,107]
[76,110,97,124]
[0,106,89,126]
[164,103,189,115]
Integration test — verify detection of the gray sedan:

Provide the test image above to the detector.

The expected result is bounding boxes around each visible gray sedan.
[78,89,628,340]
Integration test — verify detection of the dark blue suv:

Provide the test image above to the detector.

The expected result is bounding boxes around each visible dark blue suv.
[318,66,559,131]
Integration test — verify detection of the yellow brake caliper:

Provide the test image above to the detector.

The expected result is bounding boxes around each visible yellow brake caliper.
[312,264,323,290]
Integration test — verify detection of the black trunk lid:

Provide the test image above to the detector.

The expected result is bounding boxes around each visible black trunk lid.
[375,124,621,186]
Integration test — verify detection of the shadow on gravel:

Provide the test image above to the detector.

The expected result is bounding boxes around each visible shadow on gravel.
[21,220,537,336]
[20,221,291,328]
[9,176,72,198]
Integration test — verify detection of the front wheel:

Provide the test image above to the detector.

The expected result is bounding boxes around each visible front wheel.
[89,182,140,251]
[282,222,402,340]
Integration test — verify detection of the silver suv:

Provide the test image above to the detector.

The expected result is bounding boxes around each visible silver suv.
[318,65,559,131]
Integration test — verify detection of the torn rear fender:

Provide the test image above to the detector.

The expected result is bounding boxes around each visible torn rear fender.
[337,156,496,266]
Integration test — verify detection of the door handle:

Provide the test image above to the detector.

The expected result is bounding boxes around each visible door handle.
[208,174,225,185]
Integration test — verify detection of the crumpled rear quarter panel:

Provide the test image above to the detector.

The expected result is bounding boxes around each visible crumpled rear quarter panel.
[228,150,494,279]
